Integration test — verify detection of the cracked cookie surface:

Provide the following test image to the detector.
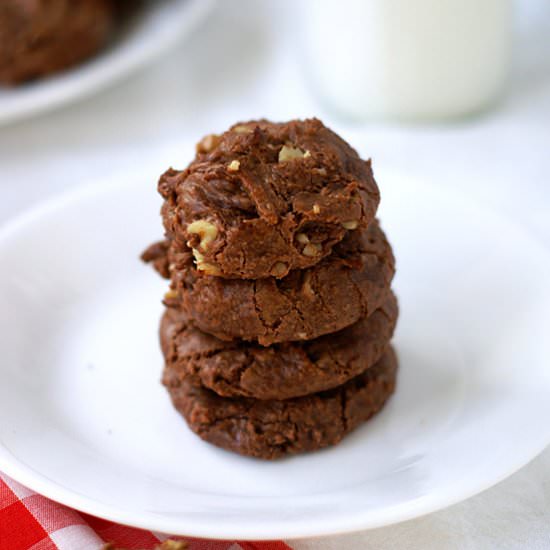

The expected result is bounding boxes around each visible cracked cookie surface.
[164,347,397,459]
[159,118,380,279]
[144,220,395,346]
[160,293,397,400]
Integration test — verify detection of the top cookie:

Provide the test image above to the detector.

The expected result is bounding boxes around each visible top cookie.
[159,118,380,279]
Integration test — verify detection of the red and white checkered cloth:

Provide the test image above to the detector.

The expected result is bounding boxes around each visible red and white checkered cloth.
[0,473,293,550]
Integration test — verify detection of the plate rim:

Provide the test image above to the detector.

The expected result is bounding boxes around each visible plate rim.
[1,169,550,540]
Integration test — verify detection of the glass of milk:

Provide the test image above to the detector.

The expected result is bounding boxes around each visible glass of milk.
[301,0,514,121]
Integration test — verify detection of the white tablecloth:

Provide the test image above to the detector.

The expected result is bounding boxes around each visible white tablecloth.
[1,1,549,547]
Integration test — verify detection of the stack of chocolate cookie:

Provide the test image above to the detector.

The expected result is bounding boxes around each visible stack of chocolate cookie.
[143,119,398,459]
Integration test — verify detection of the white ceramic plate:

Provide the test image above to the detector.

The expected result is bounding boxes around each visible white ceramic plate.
[0,0,213,125]
[1,169,550,540]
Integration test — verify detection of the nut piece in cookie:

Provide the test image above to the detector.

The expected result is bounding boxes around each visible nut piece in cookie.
[278,144,310,162]
[186,220,221,275]
[196,134,220,154]
[186,220,218,249]
[302,243,322,257]
[342,220,359,230]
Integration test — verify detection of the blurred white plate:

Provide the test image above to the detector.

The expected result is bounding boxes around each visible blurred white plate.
[0,168,550,539]
[0,0,213,125]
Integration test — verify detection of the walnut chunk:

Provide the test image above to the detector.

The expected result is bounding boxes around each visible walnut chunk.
[196,133,220,154]
[191,248,221,275]
[199,262,221,276]
[302,243,322,257]
[233,125,253,134]
[187,219,218,250]
[312,204,321,214]
[164,289,178,300]
[228,159,240,171]
[278,144,308,162]
[271,261,288,277]
[341,220,359,230]
[192,248,205,262]
[296,233,310,244]
[302,272,315,298]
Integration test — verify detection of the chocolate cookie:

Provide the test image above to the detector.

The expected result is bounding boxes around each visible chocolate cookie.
[160,292,398,400]
[159,118,380,279]
[144,220,395,346]
[164,347,397,459]
[0,0,115,85]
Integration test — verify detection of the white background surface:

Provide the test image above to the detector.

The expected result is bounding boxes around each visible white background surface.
[0,0,549,548]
